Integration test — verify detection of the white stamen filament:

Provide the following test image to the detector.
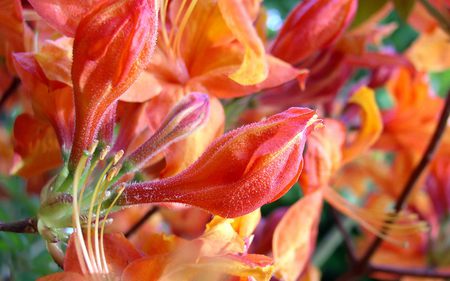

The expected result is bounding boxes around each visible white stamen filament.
[71,144,125,279]
[73,154,96,274]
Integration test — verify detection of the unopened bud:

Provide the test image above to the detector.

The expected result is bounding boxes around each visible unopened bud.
[126,92,210,171]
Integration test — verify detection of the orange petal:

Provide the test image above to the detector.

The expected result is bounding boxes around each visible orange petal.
[64,233,142,276]
[199,216,246,256]
[121,108,320,218]
[13,52,74,149]
[122,255,169,281]
[120,71,163,103]
[162,254,274,281]
[217,0,268,85]
[27,0,102,36]
[190,54,306,98]
[342,86,383,163]
[273,190,323,281]
[407,27,450,72]
[299,119,345,193]
[160,207,212,238]
[12,114,62,177]
[70,0,158,165]
[34,37,73,86]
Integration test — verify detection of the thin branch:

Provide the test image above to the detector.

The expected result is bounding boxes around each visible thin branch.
[371,264,450,279]
[125,206,159,238]
[0,218,38,234]
[0,77,20,111]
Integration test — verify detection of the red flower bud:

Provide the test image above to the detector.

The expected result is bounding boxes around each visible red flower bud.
[271,0,357,65]
[120,108,321,218]
[69,0,158,166]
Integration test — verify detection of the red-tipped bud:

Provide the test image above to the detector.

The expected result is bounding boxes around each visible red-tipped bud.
[271,0,357,65]
[126,92,210,172]
[120,108,321,218]
[69,0,158,166]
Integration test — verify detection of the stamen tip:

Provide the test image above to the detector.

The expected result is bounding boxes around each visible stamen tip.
[113,150,124,165]
[100,145,111,160]
[88,140,100,155]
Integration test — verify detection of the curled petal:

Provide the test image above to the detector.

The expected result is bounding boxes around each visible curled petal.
[69,0,158,165]
[271,0,357,65]
[342,86,383,163]
[273,190,323,281]
[120,108,321,218]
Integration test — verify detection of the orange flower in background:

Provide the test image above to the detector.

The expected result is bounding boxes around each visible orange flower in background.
[376,67,444,163]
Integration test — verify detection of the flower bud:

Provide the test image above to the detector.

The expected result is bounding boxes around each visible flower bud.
[126,92,210,172]
[120,108,321,218]
[271,0,357,65]
[69,0,158,166]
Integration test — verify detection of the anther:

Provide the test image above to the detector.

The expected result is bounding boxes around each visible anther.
[99,146,111,161]
[106,167,119,182]
[88,140,99,155]
[113,150,124,165]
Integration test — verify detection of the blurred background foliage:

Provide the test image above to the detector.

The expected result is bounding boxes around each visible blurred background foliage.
[0,0,449,280]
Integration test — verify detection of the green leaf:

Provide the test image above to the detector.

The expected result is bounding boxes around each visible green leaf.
[351,0,388,29]
[392,0,416,21]
[430,69,450,98]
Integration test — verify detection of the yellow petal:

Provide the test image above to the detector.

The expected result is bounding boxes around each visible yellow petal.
[342,86,383,163]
